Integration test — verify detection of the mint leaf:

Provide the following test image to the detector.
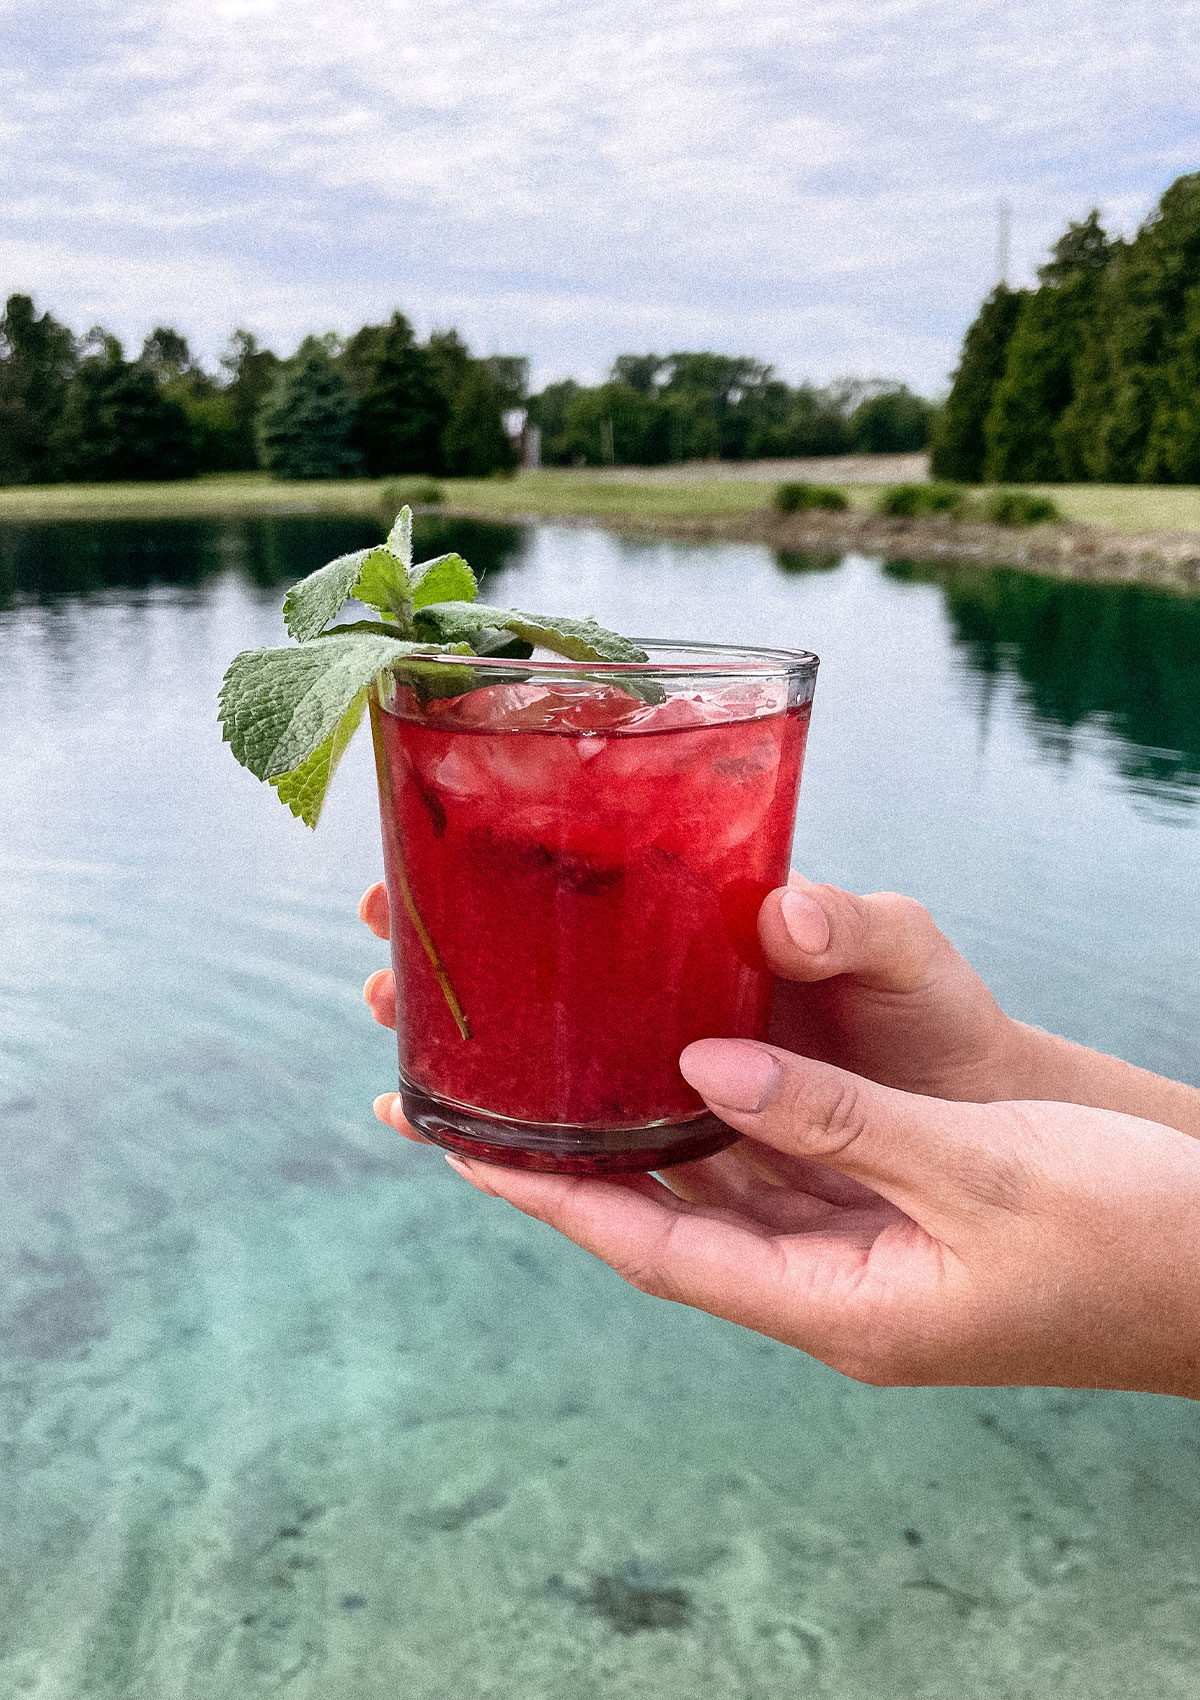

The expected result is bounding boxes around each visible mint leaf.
[220,631,434,782]
[414,602,647,663]
[270,688,369,827]
[355,547,415,626]
[468,626,535,659]
[283,546,413,640]
[410,552,478,609]
[387,505,413,570]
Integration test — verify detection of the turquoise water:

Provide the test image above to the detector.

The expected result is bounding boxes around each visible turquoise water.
[2,515,1200,1698]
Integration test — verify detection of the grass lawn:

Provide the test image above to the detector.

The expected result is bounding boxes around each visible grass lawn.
[3,466,1200,536]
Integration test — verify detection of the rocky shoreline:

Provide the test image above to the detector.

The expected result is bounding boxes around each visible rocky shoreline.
[439,504,1200,595]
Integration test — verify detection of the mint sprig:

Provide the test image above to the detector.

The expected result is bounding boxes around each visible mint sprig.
[219,505,647,828]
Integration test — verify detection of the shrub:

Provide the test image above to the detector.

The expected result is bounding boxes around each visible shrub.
[774,482,849,513]
[379,476,443,510]
[876,482,964,517]
[982,489,1060,526]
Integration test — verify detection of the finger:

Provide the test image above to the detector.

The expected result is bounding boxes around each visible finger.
[679,1039,1003,1230]
[373,1093,430,1144]
[363,968,397,1028]
[759,877,953,993]
[443,1159,925,1373]
[657,1144,870,1234]
[359,882,391,940]
[441,1160,858,1342]
[729,1138,886,1208]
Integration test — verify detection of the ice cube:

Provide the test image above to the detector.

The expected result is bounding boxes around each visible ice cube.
[424,681,645,735]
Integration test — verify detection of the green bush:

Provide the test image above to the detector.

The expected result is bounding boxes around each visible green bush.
[876,482,964,517]
[379,476,443,509]
[774,482,849,513]
[982,489,1060,526]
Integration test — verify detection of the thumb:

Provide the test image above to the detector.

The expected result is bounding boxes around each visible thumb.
[758,876,957,991]
[679,1039,1006,1229]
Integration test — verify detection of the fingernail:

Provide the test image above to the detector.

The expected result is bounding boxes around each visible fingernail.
[445,1154,499,1196]
[372,1093,397,1123]
[679,1040,781,1113]
[780,889,830,954]
[363,969,386,1003]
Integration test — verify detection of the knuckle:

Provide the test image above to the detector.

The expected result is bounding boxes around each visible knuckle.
[802,1076,871,1160]
[873,891,932,933]
[866,891,943,987]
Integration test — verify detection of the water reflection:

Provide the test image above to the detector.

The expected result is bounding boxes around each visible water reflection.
[1,512,1197,806]
[883,559,1200,798]
[0,513,527,606]
[773,549,842,576]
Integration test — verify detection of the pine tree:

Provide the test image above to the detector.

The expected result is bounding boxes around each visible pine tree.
[256,337,361,480]
[1058,173,1200,481]
[54,332,199,481]
[983,212,1112,481]
[930,286,1026,481]
[221,330,281,470]
[342,313,448,477]
[0,294,77,484]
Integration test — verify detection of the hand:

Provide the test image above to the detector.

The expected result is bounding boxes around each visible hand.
[759,875,1022,1101]
[358,872,1019,1104]
[361,873,1200,1138]
[439,1039,1200,1396]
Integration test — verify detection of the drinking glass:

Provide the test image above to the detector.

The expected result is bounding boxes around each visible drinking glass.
[370,641,818,1172]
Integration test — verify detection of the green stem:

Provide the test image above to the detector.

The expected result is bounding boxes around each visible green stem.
[369,697,472,1041]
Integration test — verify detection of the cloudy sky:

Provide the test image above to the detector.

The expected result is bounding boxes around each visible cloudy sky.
[3,0,1199,393]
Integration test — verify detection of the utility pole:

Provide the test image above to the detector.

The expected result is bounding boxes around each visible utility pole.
[996,199,1011,287]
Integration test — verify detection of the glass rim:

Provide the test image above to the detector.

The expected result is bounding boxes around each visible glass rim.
[410,638,819,678]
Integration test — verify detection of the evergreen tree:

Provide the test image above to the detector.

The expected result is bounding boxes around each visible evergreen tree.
[1054,174,1200,481]
[256,336,361,480]
[342,312,449,477]
[930,286,1026,481]
[983,212,1113,481]
[220,330,281,470]
[425,329,473,410]
[441,362,517,476]
[139,326,243,473]
[0,293,77,484]
[54,332,199,481]
[1138,281,1200,483]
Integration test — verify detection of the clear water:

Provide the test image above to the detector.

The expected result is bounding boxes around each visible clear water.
[2,514,1199,1698]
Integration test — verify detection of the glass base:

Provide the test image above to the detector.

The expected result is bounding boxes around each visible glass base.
[398,1078,738,1174]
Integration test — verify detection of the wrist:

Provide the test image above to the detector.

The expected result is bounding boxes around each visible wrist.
[991,1016,1055,1101]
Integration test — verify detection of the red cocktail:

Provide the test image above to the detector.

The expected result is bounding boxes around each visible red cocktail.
[370,642,818,1172]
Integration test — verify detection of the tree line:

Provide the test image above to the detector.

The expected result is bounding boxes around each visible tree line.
[0,293,937,486]
[0,304,523,484]
[934,171,1200,484]
[527,359,935,466]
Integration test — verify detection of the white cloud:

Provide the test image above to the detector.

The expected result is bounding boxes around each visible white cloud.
[2,0,1199,389]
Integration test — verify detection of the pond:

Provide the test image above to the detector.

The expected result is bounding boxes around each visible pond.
[1,513,1199,1698]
